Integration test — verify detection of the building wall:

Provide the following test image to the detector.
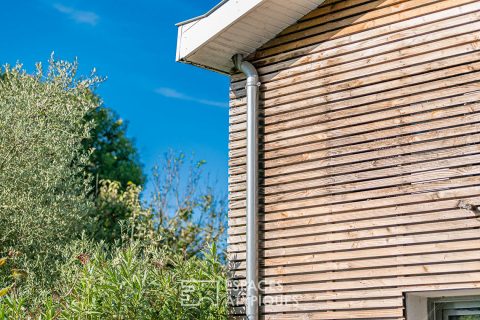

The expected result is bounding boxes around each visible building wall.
[227,0,480,318]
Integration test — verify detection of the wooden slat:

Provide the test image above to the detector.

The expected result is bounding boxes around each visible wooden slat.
[230,145,480,200]
[247,0,480,73]
[230,117,480,187]
[262,22,480,89]
[230,190,480,228]
[231,82,480,138]
[228,204,478,238]
[232,229,480,265]
[231,79,476,158]
[230,143,480,194]
[260,297,404,314]
[231,74,478,131]
[231,51,480,112]
[259,112,480,164]
[233,246,480,277]
[230,163,480,211]
[231,6,480,83]
[229,121,480,174]
[265,252,480,285]
[230,132,480,185]
[232,298,404,315]
[282,0,409,36]
[230,184,480,223]
[233,26,480,96]
[262,0,437,50]
[262,309,404,319]
[235,156,480,204]
[298,0,375,22]
[232,261,480,289]
[230,82,480,148]
[262,270,480,295]
[253,0,478,59]
[230,283,480,307]
[228,218,480,257]
[230,68,480,126]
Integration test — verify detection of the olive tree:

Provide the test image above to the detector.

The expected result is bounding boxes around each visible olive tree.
[0,58,100,290]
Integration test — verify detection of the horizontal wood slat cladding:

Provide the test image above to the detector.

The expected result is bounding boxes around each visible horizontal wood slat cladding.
[227,0,480,318]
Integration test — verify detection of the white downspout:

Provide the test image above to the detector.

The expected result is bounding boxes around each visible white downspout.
[232,54,260,320]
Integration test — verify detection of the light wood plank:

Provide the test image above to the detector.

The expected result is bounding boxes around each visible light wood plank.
[229,229,480,264]
[254,0,478,59]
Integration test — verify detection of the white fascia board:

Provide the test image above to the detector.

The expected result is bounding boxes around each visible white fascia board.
[176,0,265,63]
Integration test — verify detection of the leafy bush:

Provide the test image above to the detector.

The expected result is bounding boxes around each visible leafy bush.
[90,180,149,244]
[0,58,100,291]
[0,241,228,319]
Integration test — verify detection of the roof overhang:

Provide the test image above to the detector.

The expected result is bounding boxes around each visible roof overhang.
[176,0,324,74]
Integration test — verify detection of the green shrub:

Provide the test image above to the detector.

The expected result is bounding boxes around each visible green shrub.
[0,58,100,293]
[90,180,150,245]
[0,241,228,319]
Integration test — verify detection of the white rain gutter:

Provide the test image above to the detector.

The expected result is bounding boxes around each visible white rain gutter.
[232,54,260,320]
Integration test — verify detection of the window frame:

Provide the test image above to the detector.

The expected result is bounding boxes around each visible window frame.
[428,296,480,320]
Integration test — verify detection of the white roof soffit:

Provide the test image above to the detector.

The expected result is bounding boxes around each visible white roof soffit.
[176,0,325,74]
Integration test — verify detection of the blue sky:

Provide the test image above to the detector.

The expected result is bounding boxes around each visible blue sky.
[0,0,230,194]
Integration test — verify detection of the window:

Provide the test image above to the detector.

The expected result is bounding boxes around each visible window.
[428,296,480,320]
[405,291,480,320]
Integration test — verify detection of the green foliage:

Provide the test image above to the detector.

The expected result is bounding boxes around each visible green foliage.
[0,258,12,299]
[147,151,227,256]
[89,152,227,255]
[90,180,151,244]
[82,105,145,245]
[0,58,99,290]
[0,58,228,319]
[0,241,228,319]
[84,106,145,192]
